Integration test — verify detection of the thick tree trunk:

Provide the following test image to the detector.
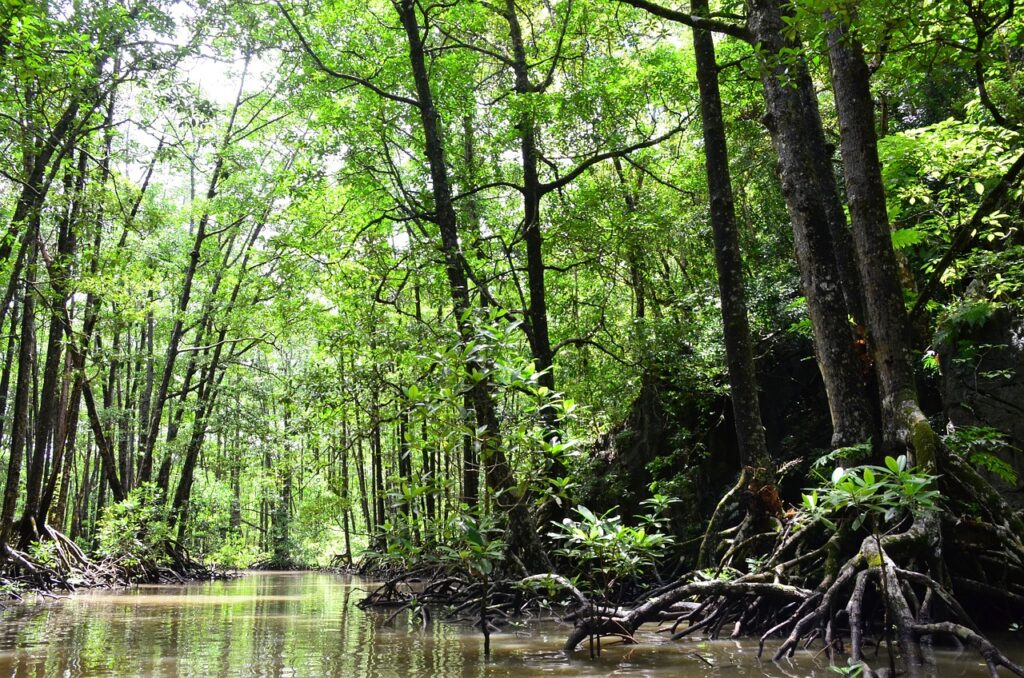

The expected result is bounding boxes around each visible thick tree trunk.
[827,11,938,465]
[746,0,873,447]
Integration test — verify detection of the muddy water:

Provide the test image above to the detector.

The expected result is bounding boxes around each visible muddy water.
[0,571,1017,676]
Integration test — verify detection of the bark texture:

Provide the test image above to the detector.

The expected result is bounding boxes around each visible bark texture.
[827,10,938,464]
[746,0,872,447]
[692,0,769,470]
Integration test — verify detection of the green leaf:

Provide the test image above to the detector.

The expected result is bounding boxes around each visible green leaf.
[891,227,926,249]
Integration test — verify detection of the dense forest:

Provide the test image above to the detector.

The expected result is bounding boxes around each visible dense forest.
[1,0,1023,673]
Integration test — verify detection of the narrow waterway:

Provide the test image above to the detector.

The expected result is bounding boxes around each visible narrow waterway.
[0,572,1016,676]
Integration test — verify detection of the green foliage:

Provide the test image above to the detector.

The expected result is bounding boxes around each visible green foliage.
[27,540,58,568]
[935,298,1002,345]
[812,442,874,470]
[828,660,866,676]
[0,0,1019,581]
[945,425,1020,485]
[549,494,677,590]
[204,534,263,570]
[438,514,505,578]
[799,456,942,532]
[96,484,173,573]
[880,120,1022,315]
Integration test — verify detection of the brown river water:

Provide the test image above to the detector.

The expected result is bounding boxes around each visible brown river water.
[0,571,1018,676]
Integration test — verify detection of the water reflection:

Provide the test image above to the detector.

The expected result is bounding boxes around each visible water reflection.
[0,572,1013,677]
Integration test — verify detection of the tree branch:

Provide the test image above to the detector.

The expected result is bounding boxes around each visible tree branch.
[616,0,752,42]
[275,0,421,108]
[539,123,687,194]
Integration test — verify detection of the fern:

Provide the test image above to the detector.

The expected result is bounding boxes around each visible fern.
[945,425,1020,486]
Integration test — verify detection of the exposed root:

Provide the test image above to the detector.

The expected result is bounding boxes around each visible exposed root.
[355,565,594,634]
[563,482,1024,676]
[1,524,230,600]
[913,622,1024,677]
[697,467,749,569]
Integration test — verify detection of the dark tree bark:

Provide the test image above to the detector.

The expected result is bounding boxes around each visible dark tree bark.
[20,149,86,544]
[371,387,385,535]
[82,380,126,503]
[745,0,873,447]
[351,377,373,534]
[615,0,871,448]
[827,11,939,464]
[339,434,353,563]
[501,0,557,418]
[0,261,36,551]
[0,300,20,447]
[691,0,770,469]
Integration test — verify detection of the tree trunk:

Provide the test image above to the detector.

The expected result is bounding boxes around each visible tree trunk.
[139,64,249,482]
[745,0,873,447]
[502,0,557,417]
[827,10,939,465]
[396,0,547,568]
[0,300,20,447]
[0,266,35,551]
[692,0,770,470]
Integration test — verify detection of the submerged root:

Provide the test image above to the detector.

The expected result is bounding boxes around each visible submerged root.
[356,567,594,631]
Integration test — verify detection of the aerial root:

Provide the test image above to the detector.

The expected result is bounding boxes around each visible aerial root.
[357,568,590,630]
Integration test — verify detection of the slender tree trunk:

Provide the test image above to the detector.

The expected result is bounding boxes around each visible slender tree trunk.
[0,267,35,551]
[398,406,412,521]
[82,380,126,502]
[507,12,556,405]
[0,300,21,447]
[168,218,265,536]
[23,151,85,542]
[692,0,770,469]
[136,300,154,477]
[352,391,372,534]
[340,435,352,563]
[396,0,547,569]
[355,434,371,535]
[371,396,385,539]
[140,64,248,482]
[70,434,92,541]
